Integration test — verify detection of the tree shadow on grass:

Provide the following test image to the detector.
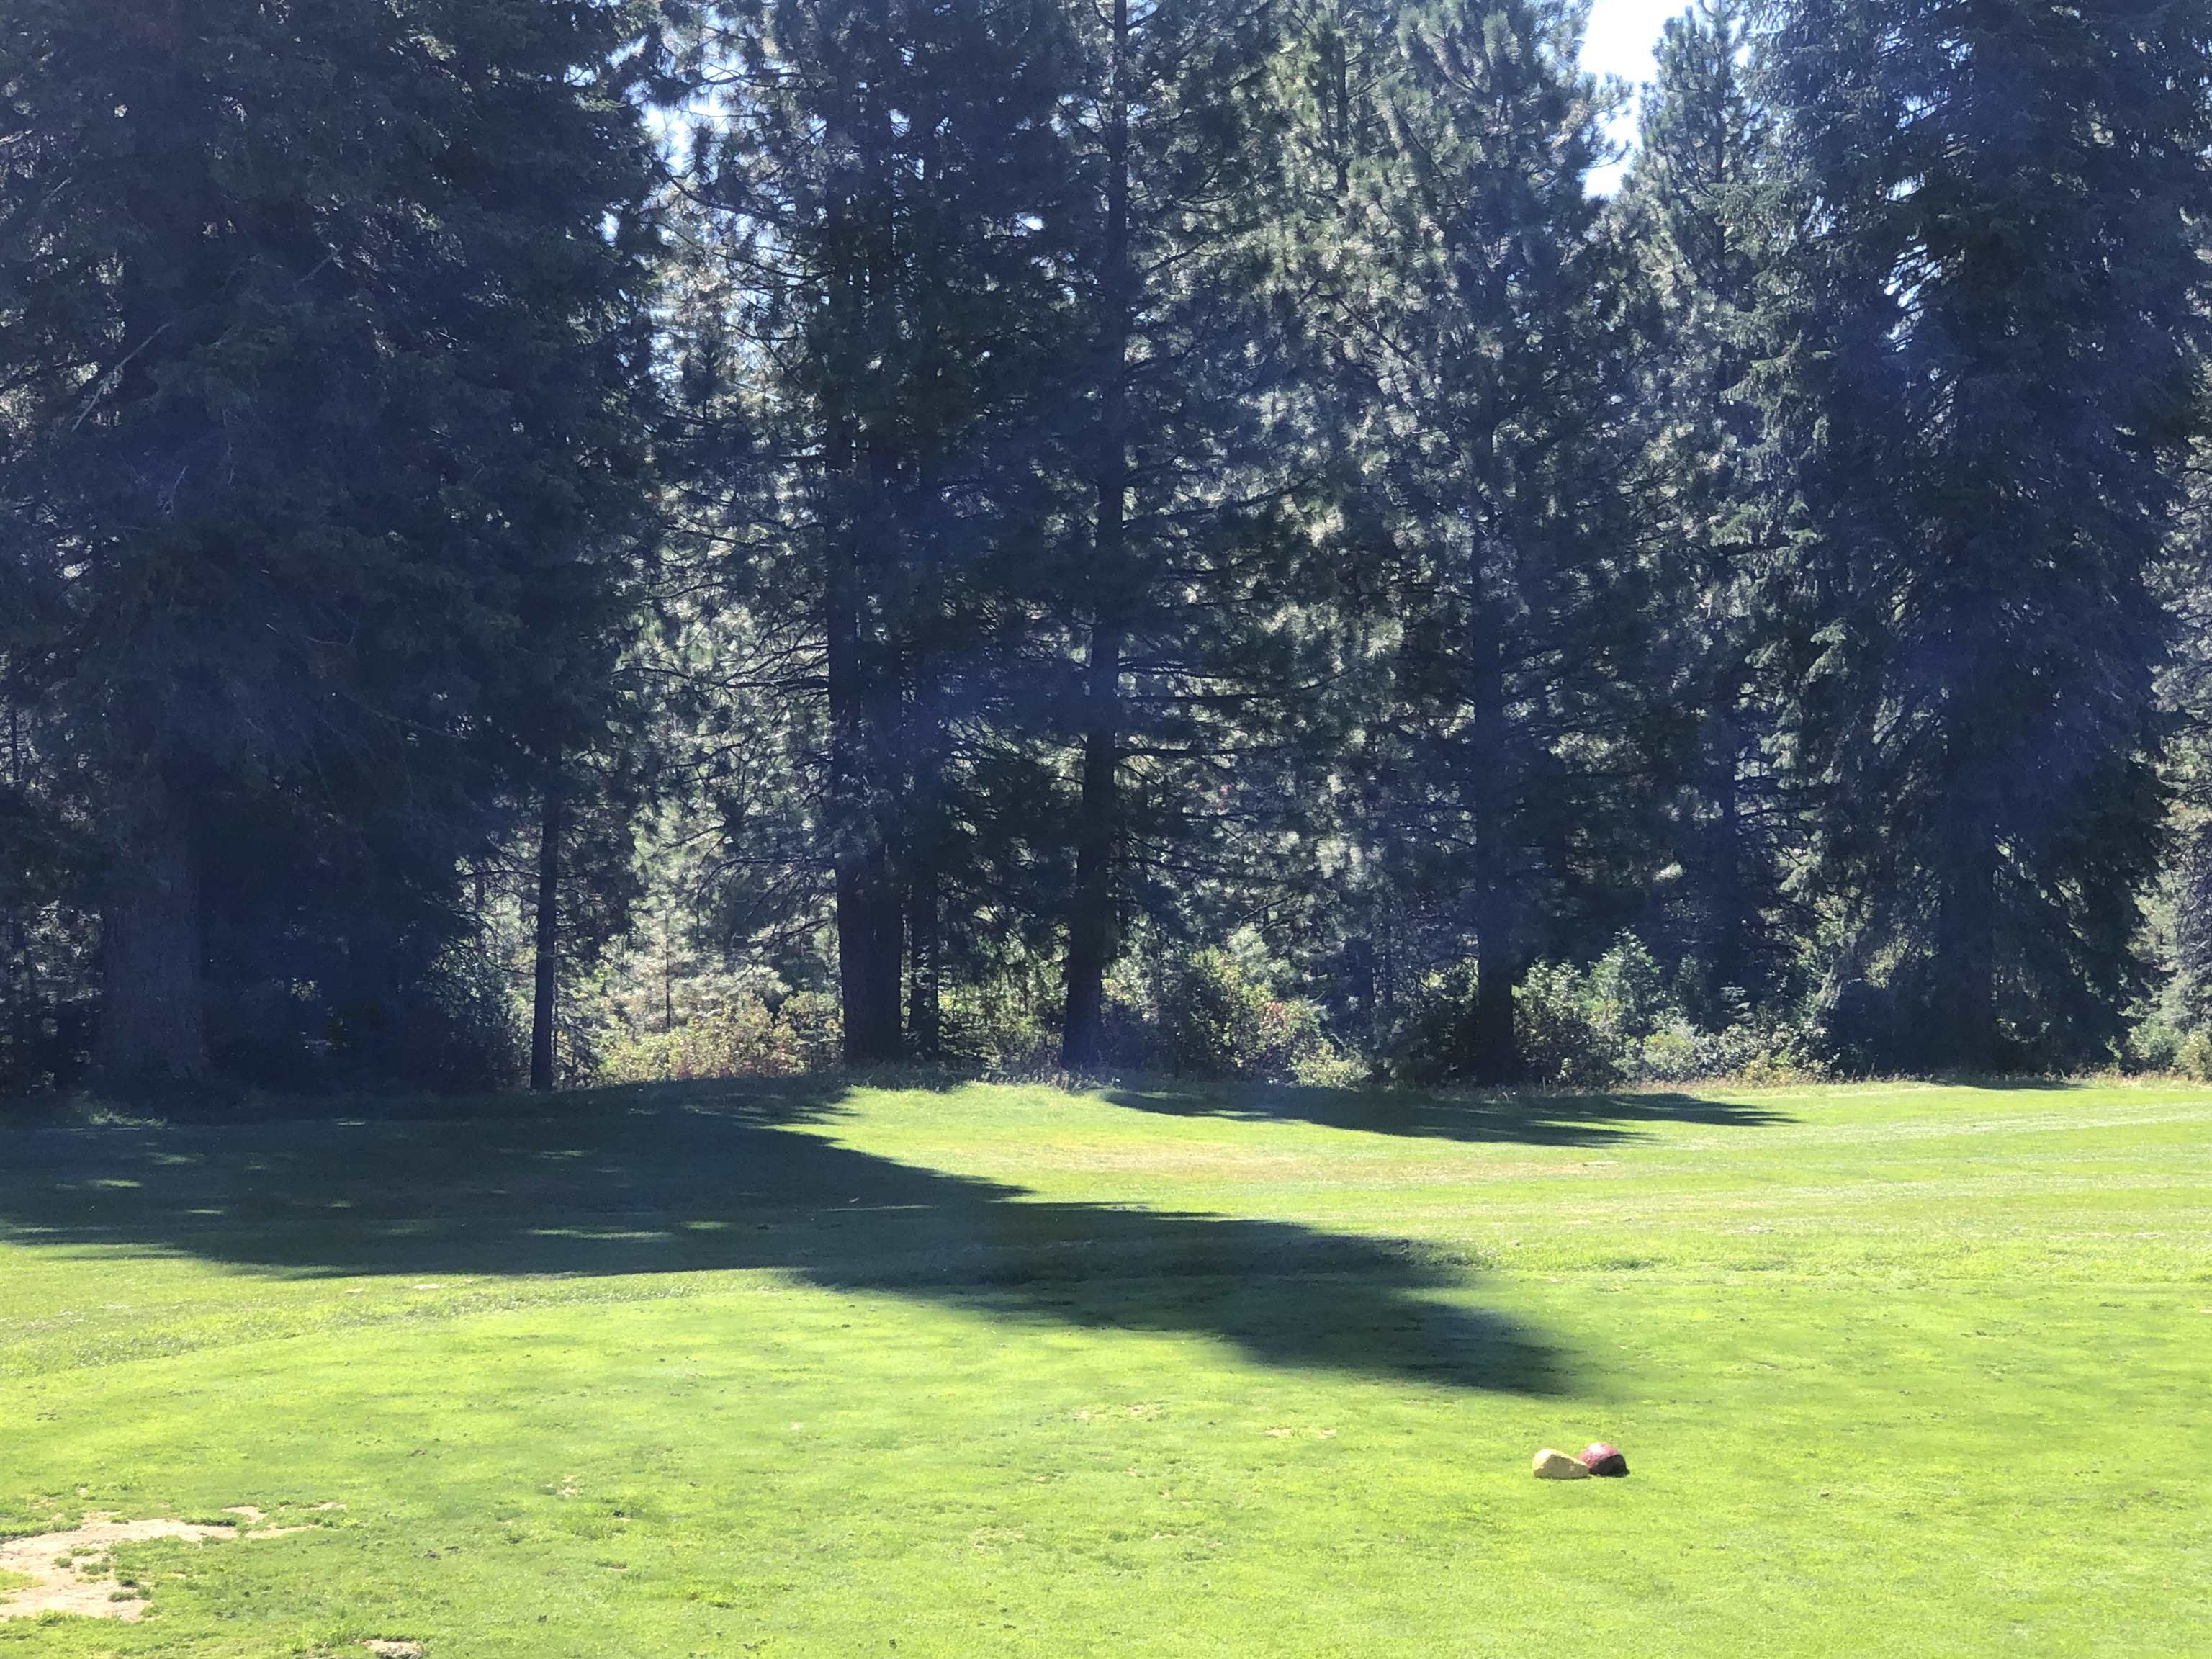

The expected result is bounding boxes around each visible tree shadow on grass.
[0,1076,1560,1395]
[1100,1079,1795,1146]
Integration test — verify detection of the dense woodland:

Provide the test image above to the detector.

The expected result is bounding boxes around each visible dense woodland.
[6,0,2212,1098]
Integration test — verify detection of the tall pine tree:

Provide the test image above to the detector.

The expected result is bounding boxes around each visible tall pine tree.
[1761,0,2212,1067]
[1048,0,1302,1069]
[0,0,662,1088]
[1620,0,1789,1008]
[1314,0,1646,1080]
[678,0,1079,1061]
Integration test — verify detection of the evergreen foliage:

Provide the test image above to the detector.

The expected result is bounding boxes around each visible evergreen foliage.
[6,0,2212,1096]
[1757,0,2212,1069]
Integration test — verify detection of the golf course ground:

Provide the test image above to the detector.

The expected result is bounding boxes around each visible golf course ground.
[1,1076,2206,1656]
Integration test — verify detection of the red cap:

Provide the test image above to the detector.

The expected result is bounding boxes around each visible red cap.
[1581,1442,1628,1476]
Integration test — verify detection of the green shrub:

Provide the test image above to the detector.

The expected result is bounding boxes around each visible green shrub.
[1383,935,1821,1088]
[1582,936,1668,1048]
[1376,963,1485,1087]
[1636,1012,1818,1085]
[1516,960,1624,1087]
[595,991,840,1084]
[1135,938,1357,1084]
[2123,1011,2183,1074]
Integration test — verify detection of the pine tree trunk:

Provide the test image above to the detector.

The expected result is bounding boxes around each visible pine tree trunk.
[828,544,899,1066]
[900,656,947,1064]
[1061,0,1133,1075]
[1704,685,1749,998]
[529,766,563,1092]
[1933,780,1998,1072]
[1465,599,1519,1084]
[853,842,905,1062]
[94,772,205,1088]
[1330,9,1352,200]
[1061,626,1124,1071]
[4,701,30,1089]
[825,526,906,1066]
[1469,909,1516,1083]
[827,27,909,1071]
[661,910,675,1035]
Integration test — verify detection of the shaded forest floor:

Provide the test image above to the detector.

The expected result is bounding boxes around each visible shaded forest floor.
[1,1076,2207,1655]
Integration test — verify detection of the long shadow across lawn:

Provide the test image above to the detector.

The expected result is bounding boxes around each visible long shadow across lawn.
[1103,1079,1794,1146]
[0,1079,1562,1395]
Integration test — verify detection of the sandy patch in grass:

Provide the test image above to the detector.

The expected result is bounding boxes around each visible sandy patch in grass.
[0,1509,305,1621]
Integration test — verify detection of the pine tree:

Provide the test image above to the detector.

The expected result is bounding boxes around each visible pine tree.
[0,0,662,1088]
[1759,0,2212,1067]
[1313,0,1645,1081]
[1048,0,1302,1070]
[1620,0,1789,1007]
[678,0,1081,1061]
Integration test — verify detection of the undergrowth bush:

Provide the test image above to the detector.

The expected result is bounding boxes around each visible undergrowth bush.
[587,930,1828,1092]
[1387,936,1822,1088]
[594,990,841,1084]
[1100,934,1361,1086]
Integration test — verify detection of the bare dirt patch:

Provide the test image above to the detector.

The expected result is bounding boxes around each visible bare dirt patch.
[364,1642,425,1658]
[0,1510,304,1622]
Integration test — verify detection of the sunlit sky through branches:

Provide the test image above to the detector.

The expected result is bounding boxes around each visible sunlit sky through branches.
[1583,0,1686,192]
[645,2,1686,192]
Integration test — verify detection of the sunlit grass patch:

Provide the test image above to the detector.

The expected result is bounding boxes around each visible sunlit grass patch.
[1,1077,2207,1655]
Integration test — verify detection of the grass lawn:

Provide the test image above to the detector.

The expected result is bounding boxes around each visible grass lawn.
[1,1076,2208,1657]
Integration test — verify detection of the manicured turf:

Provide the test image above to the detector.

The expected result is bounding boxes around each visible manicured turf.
[1,1076,2208,1656]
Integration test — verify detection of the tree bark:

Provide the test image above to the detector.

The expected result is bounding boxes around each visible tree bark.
[1328,7,1352,200]
[826,518,904,1064]
[1061,625,1124,1070]
[1932,763,1998,1072]
[5,699,30,1088]
[1061,0,1134,1074]
[94,771,205,1088]
[827,5,908,1068]
[529,765,563,1092]
[1703,682,1749,998]
[902,673,947,1062]
[1465,598,1519,1084]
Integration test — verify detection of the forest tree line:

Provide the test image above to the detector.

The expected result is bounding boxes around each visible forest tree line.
[6,0,2212,1098]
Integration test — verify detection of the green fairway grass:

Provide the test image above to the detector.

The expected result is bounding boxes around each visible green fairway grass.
[1,1077,2207,1656]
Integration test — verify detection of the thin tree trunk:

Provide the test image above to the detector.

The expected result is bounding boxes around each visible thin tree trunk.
[662,909,675,1035]
[826,476,887,1064]
[1330,9,1352,200]
[902,678,945,1062]
[529,765,563,1092]
[5,698,29,1088]
[94,770,205,1087]
[1704,683,1749,998]
[1465,598,1519,1084]
[1061,0,1134,1074]
[1061,625,1124,1069]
